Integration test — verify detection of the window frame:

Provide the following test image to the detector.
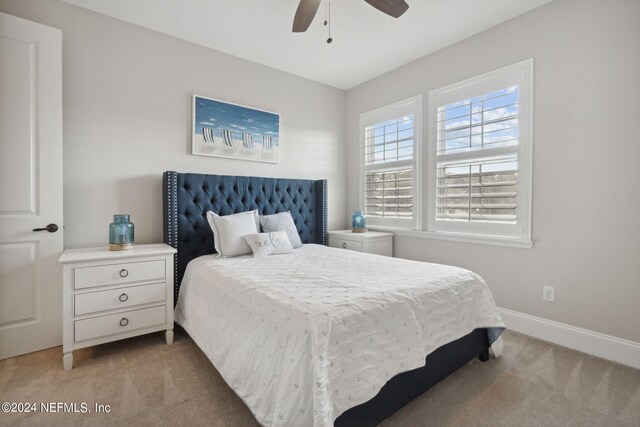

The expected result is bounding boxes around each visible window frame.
[426,59,533,243]
[359,95,423,229]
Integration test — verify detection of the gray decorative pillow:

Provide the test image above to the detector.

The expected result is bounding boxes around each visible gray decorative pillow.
[244,231,293,258]
[259,211,303,248]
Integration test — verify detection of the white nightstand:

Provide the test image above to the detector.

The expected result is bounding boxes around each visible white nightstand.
[328,230,393,257]
[58,243,176,370]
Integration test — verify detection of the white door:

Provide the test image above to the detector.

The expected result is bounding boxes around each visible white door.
[0,13,63,359]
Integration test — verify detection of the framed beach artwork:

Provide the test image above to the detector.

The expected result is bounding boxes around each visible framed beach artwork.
[192,94,280,163]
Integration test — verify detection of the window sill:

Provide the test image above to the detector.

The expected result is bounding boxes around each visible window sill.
[368,227,534,249]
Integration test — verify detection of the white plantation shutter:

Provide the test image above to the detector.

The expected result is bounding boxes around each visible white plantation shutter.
[428,60,533,241]
[364,115,414,219]
[360,96,422,229]
[365,115,414,165]
[436,158,517,221]
[365,168,413,218]
[436,86,519,223]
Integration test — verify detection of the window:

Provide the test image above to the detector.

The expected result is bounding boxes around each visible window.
[427,60,533,242]
[360,95,422,229]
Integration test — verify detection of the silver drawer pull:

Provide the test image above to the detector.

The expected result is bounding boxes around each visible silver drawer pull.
[119,269,129,278]
[118,293,128,302]
[119,317,129,327]
[342,243,346,249]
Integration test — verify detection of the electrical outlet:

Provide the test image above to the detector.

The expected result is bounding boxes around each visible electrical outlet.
[543,286,555,302]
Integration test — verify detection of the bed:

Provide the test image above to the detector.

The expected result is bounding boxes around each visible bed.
[163,171,504,427]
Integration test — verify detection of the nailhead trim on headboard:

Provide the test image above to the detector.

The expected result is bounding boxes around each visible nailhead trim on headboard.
[163,171,179,304]
[162,171,328,306]
[322,179,328,245]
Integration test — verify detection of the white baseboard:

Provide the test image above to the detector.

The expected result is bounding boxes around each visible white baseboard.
[496,307,640,370]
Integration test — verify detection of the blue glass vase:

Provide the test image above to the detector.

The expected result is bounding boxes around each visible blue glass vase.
[109,214,135,250]
[352,210,366,232]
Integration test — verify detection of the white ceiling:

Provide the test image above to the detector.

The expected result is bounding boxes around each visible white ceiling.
[61,0,553,90]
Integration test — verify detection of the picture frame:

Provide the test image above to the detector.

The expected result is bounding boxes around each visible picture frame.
[192,94,280,163]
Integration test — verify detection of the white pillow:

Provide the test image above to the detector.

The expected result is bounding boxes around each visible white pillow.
[206,210,259,257]
[259,211,303,248]
[244,231,294,258]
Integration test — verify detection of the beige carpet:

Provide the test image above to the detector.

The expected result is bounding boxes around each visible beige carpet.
[1,329,638,426]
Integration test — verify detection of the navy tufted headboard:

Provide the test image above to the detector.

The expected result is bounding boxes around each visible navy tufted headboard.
[163,171,328,304]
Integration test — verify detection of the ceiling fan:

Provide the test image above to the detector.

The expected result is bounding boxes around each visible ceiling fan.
[292,0,409,33]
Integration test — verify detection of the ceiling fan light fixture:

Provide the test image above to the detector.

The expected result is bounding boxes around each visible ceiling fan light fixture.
[292,0,410,44]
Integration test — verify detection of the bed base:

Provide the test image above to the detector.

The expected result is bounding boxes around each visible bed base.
[335,328,490,427]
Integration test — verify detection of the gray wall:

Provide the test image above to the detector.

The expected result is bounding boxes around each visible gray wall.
[3,0,638,343]
[346,0,640,342]
[0,0,347,249]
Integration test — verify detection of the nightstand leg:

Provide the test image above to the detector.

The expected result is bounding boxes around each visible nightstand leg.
[63,352,73,370]
[165,329,173,345]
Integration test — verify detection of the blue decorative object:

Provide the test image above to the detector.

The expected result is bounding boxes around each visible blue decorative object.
[109,214,135,250]
[352,210,366,232]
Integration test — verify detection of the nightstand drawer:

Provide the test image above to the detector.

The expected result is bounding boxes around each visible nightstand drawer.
[74,305,166,342]
[74,259,165,289]
[329,237,363,252]
[328,230,393,257]
[74,282,166,316]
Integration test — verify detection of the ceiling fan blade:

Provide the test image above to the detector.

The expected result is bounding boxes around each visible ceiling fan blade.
[292,0,322,32]
[363,0,409,18]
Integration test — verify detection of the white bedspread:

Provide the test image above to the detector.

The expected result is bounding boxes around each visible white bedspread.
[175,244,504,427]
